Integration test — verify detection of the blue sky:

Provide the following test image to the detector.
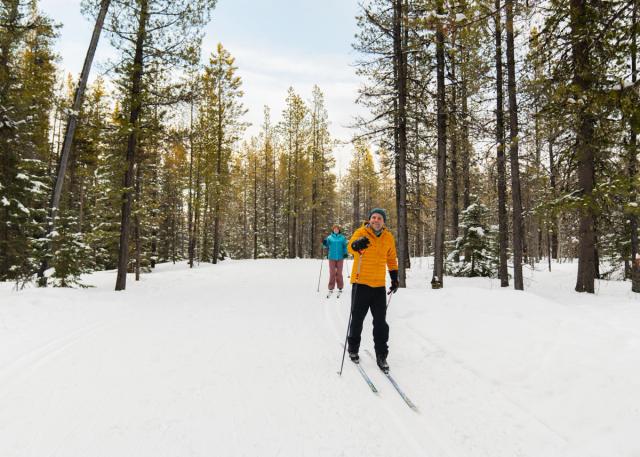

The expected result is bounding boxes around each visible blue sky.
[39,0,366,171]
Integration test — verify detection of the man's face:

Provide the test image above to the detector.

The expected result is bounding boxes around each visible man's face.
[369,213,384,231]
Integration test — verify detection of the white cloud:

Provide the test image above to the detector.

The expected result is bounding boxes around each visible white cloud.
[213,42,369,172]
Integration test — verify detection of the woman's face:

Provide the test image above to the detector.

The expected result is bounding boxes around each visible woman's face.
[333,227,339,234]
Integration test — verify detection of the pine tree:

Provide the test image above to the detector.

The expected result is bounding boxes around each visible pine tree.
[447,200,498,277]
[104,0,216,290]
[194,43,246,263]
[0,1,57,284]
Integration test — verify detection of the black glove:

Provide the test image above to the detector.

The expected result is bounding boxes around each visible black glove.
[343,253,348,259]
[389,270,399,294]
[351,236,370,252]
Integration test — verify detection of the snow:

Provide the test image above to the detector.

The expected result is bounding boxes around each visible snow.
[0,259,639,457]
[1,196,8,206]
[468,226,485,237]
[613,81,635,90]
[16,202,29,214]
[15,173,29,180]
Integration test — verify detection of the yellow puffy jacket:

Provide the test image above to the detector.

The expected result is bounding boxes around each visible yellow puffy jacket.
[348,223,398,288]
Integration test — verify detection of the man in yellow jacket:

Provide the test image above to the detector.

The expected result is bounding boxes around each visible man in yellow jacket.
[347,208,399,373]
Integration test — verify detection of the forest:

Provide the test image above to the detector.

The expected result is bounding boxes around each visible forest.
[0,0,638,294]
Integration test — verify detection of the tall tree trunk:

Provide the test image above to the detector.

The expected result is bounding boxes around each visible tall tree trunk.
[286,143,292,258]
[461,54,472,261]
[188,97,195,268]
[630,1,639,292]
[213,82,223,264]
[414,116,423,258]
[150,152,159,268]
[495,0,509,287]
[193,147,201,264]
[264,134,270,256]
[506,0,524,290]
[548,137,559,259]
[242,169,248,258]
[353,159,360,230]
[134,155,141,281]
[450,42,460,263]
[115,0,147,291]
[461,78,471,212]
[431,0,447,289]
[310,110,318,258]
[202,178,210,262]
[39,0,111,285]
[402,0,411,271]
[572,0,597,293]
[393,0,409,286]
[292,138,299,258]
[272,147,278,258]
[253,151,258,259]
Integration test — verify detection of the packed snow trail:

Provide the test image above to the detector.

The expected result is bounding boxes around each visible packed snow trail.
[1,259,639,457]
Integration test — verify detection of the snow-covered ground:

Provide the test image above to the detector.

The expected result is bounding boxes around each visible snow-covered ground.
[1,258,639,457]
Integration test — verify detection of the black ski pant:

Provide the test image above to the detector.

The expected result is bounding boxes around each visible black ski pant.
[347,284,389,357]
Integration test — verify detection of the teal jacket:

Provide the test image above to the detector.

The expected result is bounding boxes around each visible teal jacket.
[322,233,348,260]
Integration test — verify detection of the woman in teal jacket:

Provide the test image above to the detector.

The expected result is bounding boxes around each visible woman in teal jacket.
[322,224,348,296]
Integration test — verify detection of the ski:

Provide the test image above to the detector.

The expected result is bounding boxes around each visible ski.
[354,361,378,393]
[383,371,417,411]
[338,343,378,393]
[365,350,417,411]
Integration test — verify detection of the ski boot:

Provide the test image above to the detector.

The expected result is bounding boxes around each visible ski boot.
[376,353,389,373]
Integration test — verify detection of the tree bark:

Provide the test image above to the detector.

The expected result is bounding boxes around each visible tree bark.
[253,150,258,259]
[450,41,460,263]
[394,0,409,286]
[630,1,639,292]
[572,0,597,293]
[272,141,278,258]
[506,0,524,290]
[548,137,559,259]
[115,0,147,291]
[495,0,509,287]
[431,0,447,289]
[213,81,223,264]
[310,107,318,258]
[134,154,141,281]
[188,96,195,268]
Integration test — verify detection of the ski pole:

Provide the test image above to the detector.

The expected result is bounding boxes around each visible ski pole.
[316,247,325,292]
[338,251,363,376]
[386,289,394,309]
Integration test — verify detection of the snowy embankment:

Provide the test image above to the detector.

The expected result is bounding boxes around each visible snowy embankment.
[0,258,639,457]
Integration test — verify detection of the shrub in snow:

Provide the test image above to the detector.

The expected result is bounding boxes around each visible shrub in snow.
[47,212,93,287]
[446,202,499,278]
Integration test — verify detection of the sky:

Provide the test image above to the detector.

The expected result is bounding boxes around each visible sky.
[38,0,369,172]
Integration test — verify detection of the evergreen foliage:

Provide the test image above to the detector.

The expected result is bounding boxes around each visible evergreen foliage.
[446,201,499,278]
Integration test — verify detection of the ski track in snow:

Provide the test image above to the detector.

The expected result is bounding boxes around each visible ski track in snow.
[0,258,639,457]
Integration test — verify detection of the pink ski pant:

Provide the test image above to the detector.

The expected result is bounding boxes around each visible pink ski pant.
[328,259,344,290]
